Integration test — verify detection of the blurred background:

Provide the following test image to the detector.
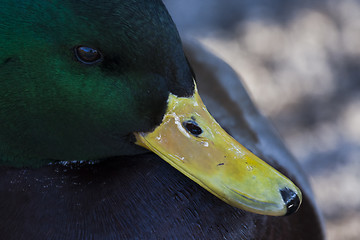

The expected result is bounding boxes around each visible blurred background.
[164,0,360,239]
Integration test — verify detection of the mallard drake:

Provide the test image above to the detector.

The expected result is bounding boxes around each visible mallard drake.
[0,0,324,239]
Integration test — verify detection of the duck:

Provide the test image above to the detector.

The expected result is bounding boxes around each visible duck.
[0,0,324,239]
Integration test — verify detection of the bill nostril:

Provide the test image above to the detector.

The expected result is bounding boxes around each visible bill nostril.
[280,187,301,216]
[183,120,203,136]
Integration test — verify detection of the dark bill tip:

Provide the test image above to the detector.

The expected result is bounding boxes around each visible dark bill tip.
[280,187,301,216]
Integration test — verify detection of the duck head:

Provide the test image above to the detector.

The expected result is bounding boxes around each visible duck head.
[0,0,301,216]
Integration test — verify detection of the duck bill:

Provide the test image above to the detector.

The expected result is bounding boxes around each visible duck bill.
[134,84,302,216]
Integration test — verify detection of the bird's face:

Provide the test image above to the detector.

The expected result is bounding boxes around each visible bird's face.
[0,0,302,216]
[0,0,193,162]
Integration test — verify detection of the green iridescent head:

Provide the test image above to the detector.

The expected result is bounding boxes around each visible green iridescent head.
[0,0,194,167]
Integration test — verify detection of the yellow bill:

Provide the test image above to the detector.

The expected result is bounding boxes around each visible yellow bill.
[134,83,302,216]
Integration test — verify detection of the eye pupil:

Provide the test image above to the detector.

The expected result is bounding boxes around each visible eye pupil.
[183,120,203,136]
[74,46,102,64]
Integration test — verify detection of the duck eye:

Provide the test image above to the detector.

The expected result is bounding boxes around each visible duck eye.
[183,120,203,136]
[74,46,103,64]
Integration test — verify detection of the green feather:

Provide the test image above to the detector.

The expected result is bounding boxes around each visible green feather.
[0,0,194,167]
